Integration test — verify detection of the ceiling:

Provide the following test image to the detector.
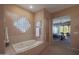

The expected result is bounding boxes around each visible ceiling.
[53,16,71,25]
[18,4,76,13]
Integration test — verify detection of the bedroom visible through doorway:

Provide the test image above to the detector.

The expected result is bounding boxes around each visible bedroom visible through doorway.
[52,16,71,47]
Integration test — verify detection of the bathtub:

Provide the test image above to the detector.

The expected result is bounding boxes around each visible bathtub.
[12,40,43,54]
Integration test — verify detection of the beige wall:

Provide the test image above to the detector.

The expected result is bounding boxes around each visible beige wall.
[34,9,52,45]
[18,9,51,55]
[34,9,45,41]
[52,5,79,48]
[4,5,52,45]
[0,5,5,53]
[3,5,50,54]
[44,9,52,44]
[4,5,34,44]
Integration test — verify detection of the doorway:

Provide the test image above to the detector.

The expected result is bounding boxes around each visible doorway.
[52,16,71,48]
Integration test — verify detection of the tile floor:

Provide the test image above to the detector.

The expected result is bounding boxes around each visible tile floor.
[40,42,79,55]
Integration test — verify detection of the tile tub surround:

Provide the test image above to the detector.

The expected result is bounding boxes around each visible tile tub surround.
[5,40,43,54]
[5,45,15,55]
[5,5,34,44]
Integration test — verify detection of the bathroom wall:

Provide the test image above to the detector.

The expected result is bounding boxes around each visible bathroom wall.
[0,5,5,53]
[34,9,52,44]
[34,9,45,41]
[18,9,51,54]
[51,5,79,48]
[44,9,52,44]
[4,5,34,44]
[4,5,51,45]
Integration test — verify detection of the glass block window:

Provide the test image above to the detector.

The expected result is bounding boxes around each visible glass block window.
[14,16,31,33]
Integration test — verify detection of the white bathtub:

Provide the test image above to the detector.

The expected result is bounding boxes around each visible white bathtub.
[12,40,43,54]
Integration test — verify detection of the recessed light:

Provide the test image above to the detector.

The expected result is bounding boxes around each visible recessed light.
[29,5,33,9]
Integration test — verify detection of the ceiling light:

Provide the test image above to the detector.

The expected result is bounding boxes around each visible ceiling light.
[29,5,33,9]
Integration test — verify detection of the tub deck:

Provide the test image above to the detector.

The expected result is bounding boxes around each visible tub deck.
[5,40,47,55]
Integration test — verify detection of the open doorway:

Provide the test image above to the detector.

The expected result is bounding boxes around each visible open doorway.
[52,16,71,47]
